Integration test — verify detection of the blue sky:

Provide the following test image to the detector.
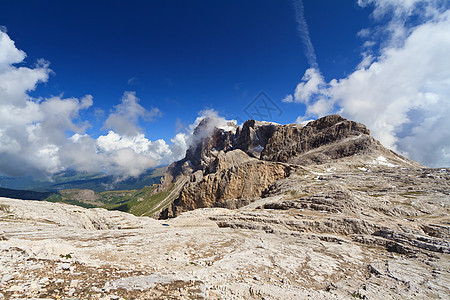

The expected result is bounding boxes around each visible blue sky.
[0,0,449,179]
[0,0,371,139]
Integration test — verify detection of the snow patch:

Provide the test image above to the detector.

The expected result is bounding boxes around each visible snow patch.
[372,156,397,167]
[255,121,280,126]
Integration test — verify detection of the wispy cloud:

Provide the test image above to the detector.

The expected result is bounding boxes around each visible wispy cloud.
[292,0,318,69]
[286,0,329,119]
[127,76,138,85]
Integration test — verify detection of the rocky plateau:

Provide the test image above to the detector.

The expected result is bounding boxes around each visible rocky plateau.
[0,115,449,299]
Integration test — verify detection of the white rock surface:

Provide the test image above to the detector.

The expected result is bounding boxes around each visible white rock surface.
[0,162,449,300]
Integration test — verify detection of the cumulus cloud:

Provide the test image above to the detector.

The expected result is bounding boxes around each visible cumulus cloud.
[58,97,181,180]
[287,0,450,167]
[0,31,192,180]
[104,91,161,136]
[93,108,236,178]
[0,31,92,177]
[169,132,189,161]
[283,68,325,104]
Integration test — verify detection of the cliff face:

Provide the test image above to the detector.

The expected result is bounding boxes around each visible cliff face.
[157,115,418,218]
[159,149,290,218]
[177,159,289,211]
[260,115,371,163]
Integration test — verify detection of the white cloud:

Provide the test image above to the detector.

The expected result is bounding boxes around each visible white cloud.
[95,132,163,179]
[357,28,371,38]
[358,0,435,19]
[0,31,190,180]
[290,0,450,167]
[356,53,375,69]
[285,68,333,117]
[287,68,325,104]
[169,133,189,162]
[282,94,293,103]
[0,30,25,67]
[104,91,161,136]
[61,126,186,180]
[0,93,94,177]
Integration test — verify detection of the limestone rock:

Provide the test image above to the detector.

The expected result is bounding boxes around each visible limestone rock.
[169,160,290,216]
[0,197,157,230]
[0,158,448,300]
[422,224,450,239]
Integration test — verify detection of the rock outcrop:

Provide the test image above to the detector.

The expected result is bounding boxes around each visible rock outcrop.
[184,118,237,172]
[171,159,290,216]
[262,116,370,162]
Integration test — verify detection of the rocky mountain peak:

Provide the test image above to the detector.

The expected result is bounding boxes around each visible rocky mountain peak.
[157,114,419,218]
[185,118,236,172]
[183,114,374,168]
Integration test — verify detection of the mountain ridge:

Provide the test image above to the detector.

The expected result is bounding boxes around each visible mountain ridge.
[155,114,421,218]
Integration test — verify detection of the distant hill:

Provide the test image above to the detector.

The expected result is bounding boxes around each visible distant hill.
[0,166,170,216]
[0,167,167,192]
[0,187,54,201]
[41,184,177,216]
